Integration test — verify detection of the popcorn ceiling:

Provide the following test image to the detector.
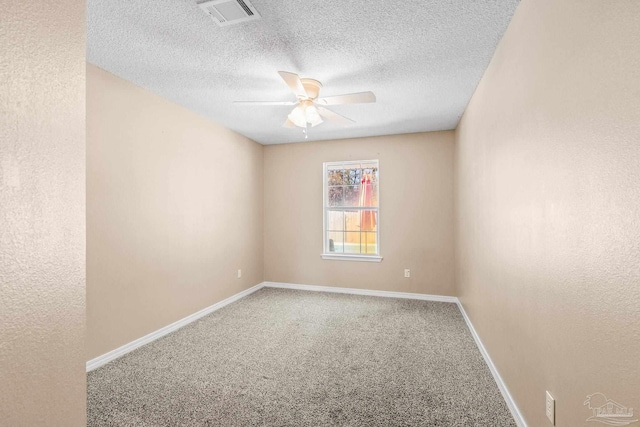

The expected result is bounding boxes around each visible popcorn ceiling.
[88,0,519,144]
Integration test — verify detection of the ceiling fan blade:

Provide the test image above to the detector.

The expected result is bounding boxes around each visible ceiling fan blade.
[316,91,376,106]
[282,118,296,128]
[234,101,297,106]
[317,107,355,126]
[278,71,308,99]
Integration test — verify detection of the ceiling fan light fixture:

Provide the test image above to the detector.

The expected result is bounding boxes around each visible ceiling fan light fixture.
[305,105,321,123]
[287,101,322,128]
[309,115,323,127]
[287,105,307,128]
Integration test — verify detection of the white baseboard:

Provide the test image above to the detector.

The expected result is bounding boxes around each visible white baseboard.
[86,279,526,427]
[86,282,266,372]
[456,300,528,427]
[263,281,458,303]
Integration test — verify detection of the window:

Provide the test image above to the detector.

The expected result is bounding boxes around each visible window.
[322,160,381,262]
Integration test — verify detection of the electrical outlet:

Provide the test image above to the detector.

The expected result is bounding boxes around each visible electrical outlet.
[546,391,555,425]
[237,269,242,279]
[404,269,411,278]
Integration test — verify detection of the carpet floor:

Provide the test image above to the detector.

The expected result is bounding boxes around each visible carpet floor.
[87,288,516,426]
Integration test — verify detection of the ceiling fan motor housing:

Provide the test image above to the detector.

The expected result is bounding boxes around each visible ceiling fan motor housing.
[300,78,322,100]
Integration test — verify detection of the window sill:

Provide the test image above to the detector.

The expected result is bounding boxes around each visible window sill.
[321,254,383,263]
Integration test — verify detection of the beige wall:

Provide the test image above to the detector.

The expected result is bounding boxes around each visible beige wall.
[87,64,264,360]
[454,0,640,426]
[264,132,455,295]
[0,1,86,426]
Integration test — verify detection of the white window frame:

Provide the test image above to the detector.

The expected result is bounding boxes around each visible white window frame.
[321,160,382,262]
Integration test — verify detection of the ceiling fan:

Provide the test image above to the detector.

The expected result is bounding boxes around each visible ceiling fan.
[234,71,376,132]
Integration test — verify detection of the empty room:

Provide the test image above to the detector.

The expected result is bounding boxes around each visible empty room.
[1,0,639,426]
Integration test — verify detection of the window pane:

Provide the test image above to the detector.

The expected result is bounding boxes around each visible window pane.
[371,184,379,207]
[343,185,360,207]
[362,187,377,208]
[362,232,377,254]
[361,162,377,171]
[360,210,377,232]
[327,168,344,185]
[346,168,362,185]
[345,210,361,231]
[328,186,344,207]
[326,210,344,231]
[344,232,361,254]
[327,231,343,253]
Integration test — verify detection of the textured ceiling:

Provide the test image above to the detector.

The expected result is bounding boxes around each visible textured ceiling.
[87,0,519,144]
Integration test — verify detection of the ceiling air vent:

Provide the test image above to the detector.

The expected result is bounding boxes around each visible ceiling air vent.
[197,0,261,27]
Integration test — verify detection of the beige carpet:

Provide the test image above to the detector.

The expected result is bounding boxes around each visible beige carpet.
[88,287,516,426]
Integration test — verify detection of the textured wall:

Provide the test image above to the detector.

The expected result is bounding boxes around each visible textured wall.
[455,0,640,426]
[87,65,264,360]
[264,132,455,296]
[0,1,86,426]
